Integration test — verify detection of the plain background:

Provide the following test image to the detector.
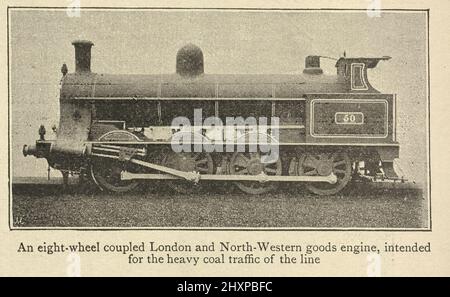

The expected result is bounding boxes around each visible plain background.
[9,9,428,189]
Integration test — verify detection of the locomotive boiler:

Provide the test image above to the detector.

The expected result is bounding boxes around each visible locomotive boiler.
[23,40,400,195]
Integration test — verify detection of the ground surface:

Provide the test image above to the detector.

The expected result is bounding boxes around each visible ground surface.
[11,179,428,229]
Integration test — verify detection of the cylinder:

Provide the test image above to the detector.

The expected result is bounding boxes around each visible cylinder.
[72,40,94,73]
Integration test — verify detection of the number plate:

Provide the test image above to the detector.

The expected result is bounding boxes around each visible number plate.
[335,112,364,125]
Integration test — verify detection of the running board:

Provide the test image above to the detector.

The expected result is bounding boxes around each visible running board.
[120,171,338,184]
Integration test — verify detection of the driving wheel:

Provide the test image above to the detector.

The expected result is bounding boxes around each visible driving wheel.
[296,151,352,195]
[162,151,214,194]
[91,159,140,193]
[229,151,282,195]
[90,130,142,193]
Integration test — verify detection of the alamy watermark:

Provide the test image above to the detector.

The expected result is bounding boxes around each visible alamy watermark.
[66,252,81,277]
[170,109,280,163]
[66,0,81,18]
[367,0,382,18]
[366,253,382,277]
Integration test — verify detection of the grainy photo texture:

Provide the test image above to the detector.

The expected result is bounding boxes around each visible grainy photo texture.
[10,8,429,229]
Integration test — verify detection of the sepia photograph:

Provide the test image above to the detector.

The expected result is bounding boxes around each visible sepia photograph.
[9,7,430,230]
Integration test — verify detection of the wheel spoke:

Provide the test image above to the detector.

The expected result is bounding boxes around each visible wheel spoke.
[234,167,248,175]
[110,174,120,183]
[312,154,321,161]
[239,153,250,162]
[330,152,340,161]
[303,156,318,168]
[196,158,208,165]
[264,167,277,174]
[319,153,329,162]
[250,152,260,159]
[234,154,250,167]
[197,167,210,173]
[333,160,347,167]
[304,169,317,176]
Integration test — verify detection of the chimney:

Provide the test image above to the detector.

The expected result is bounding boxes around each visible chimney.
[72,40,94,73]
[303,55,323,75]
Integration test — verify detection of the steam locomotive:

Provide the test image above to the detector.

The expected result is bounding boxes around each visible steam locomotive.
[23,40,400,195]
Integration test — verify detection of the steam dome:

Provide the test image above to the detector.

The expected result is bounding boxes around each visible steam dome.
[176,44,204,77]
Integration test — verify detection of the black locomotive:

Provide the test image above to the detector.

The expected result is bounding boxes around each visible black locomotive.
[23,40,400,195]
